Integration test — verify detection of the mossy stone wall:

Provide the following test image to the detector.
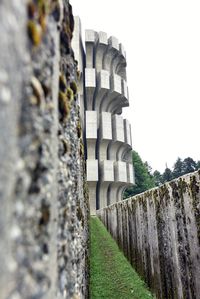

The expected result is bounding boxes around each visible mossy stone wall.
[97,171,200,299]
[0,1,89,298]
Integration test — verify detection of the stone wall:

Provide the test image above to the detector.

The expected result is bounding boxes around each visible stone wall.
[0,1,89,298]
[97,171,200,299]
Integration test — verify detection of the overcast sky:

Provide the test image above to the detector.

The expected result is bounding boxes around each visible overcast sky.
[71,0,200,172]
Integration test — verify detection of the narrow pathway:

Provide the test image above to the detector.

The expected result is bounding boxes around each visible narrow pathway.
[90,217,155,299]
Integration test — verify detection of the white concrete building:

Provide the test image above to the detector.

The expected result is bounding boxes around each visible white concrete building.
[72,17,135,214]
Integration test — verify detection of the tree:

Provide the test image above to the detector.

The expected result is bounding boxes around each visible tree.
[124,151,155,198]
[144,161,153,176]
[182,157,197,174]
[153,170,163,186]
[172,157,184,178]
[196,161,200,170]
[124,153,200,199]
[162,167,173,183]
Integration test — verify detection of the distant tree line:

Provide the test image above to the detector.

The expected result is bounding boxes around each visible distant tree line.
[124,151,200,198]
[153,157,200,186]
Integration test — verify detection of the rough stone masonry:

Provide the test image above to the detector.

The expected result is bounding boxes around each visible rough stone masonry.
[0,1,89,298]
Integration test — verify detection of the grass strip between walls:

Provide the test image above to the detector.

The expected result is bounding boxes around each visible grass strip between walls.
[90,216,155,299]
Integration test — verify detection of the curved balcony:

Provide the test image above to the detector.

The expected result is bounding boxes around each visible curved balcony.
[118,144,132,164]
[116,163,135,202]
[88,32,127,81]
[107,161,127,205]
[117,119,132,161]
[102,36,119,72]
[98,160,114,209]
[117,185,128,202]
[95,31,108,72]
[85,69,129,113]
[102,75,129,113]
[108,114,124,161]
[112,43,127,81]
[94,70,110,112]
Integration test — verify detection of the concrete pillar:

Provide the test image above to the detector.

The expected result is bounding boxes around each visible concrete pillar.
[87,160,98,214]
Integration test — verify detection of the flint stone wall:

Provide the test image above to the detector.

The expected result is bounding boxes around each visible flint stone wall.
[0,1,89,298]
[97,171,200,299]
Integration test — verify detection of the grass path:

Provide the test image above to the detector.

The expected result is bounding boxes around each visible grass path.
[90,217,155,299]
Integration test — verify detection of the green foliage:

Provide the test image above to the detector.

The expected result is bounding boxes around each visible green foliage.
[90,217,155,299]
[182,157,197,174]
[153,170,163,186]
[172,157,197,179]
[124,151,200,197]
[162,167,173,183]
[173,157,184,178]
[124,151,200,195]
[153,156,200,185]
[196,161,200,169]
[124,151,155,198]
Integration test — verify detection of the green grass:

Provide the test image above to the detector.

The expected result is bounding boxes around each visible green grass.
[90,217,155,299]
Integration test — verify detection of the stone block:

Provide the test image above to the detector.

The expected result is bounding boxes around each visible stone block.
[114,161,127,183]
[86,111,97,139]
[127,163,135,184]
[110,74,122,94]
[85,68,96,88]
[100,160,114,182]
[100,112,112,140]
[112,114,125,142]
[85,29,97,43]
[99,70,110,90]
[86,160,98,181]
[124,119,132,146]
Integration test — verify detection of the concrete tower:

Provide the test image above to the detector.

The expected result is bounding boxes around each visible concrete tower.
[72,18,135,214]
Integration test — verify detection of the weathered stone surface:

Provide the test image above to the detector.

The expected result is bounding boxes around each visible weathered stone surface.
[0,1,89,298]
[97,171,200,299]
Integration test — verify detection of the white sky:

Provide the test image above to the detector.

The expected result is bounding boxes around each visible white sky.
[71,0,200,172]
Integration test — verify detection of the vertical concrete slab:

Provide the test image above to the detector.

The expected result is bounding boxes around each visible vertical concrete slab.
[97,171,200,299]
